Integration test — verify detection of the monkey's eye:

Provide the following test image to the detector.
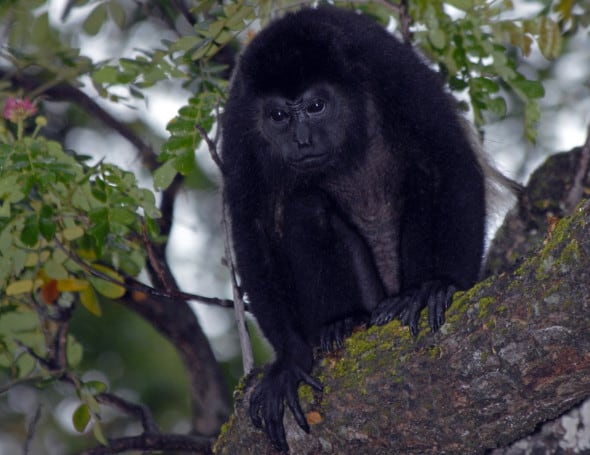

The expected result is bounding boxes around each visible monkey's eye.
[269,109,290,123]
[306,99,326,114]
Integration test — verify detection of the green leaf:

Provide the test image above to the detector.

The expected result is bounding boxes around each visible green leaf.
[62,225,85,241]
[88,220,110,252]
[538,17,562,59]
[6,279,35,296]
[108,0,126,29]
[169,35,201,53]
[89,264,125,299]
[39,205,56,241]
[43,259,69,280]
[0,201,10,218]
[174,151,196,175]
[83,3,107,35]
[85,380,108,394]
[429,29,447,50]
[153,159,178,191]
[512,78,545,99]
[67,335,84,367]
[145,217,160,237]
[167,117,197,135]
[72,404,91,433]
[79,286,102,316]
[93,421,108,446]
[487,97,507,117]
[471,77,500,93]
[163,135,195,153]
[93,66,119,85]
[110,207,136,226]
[444,0,473,11]
[524,100,541,143]
[21,215,39,247]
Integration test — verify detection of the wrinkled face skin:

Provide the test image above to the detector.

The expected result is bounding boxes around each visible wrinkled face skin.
[258,84,350,171]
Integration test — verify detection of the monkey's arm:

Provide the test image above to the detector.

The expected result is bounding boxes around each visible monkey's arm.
[225,184,322,452]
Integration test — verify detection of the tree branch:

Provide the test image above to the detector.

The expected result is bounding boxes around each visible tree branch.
[95,392,159,434]
[215,149,590,454]
[77,433,213,455]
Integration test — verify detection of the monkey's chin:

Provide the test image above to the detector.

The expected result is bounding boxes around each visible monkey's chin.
[288,153,330,171]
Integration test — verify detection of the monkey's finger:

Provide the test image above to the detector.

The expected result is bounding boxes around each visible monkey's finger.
[299,370,323,392]
[427,290,446,332]
[286,387,310,433]
[371,296,406,325]
[320,325,335,353]
[249,390,264,428]
[268,419,289,453]
[267,395,288,451]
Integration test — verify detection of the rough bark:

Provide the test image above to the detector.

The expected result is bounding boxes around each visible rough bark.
[214,148,590,454]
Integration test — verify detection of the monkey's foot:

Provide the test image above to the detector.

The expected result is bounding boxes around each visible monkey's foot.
[370,281,458,336]
[250,361,323,452]
[319,317,357,353]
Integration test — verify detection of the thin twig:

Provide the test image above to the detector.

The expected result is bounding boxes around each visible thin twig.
[195,123,224,171]
[24,404,42,455]
[197,117,253,372]
[14,339,55,371]
[96,392,159,434]
[398,0,412,43]
[77,433,214,455]
[222,196,254,374]
[141,220,173,293]
[54,239,234,308]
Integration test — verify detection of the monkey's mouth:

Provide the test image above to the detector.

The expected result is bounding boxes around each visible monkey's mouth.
[288,153,329,170]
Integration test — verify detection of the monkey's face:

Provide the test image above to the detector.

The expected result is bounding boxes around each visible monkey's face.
[258,83,353,172]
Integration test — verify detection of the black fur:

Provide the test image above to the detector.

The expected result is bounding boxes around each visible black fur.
[222,6,486,451]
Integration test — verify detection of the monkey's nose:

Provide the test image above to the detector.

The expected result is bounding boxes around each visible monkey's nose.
[294,122,311,146]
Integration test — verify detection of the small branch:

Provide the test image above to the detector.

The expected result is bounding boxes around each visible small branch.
[141,220,173,293]
[195,123,224,172]
[24,404,42,455]
[197,118,253,372]
[398,0,412,43]
[53,313,71,369]
[77,433,214,455]
[14,339,55,371]
[54,239,234,308]
[223,196,254,374]
[96,392,159,434]
[565,124,590,213]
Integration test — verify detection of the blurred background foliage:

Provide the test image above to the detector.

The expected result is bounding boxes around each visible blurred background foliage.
[0,0,589,453]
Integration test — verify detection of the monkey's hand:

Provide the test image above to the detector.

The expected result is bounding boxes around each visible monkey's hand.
[319,317,357,353]
[249,360,323,452]
[371,281,458,336]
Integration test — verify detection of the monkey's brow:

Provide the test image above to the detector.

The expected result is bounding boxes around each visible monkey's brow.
[285,99,305,109]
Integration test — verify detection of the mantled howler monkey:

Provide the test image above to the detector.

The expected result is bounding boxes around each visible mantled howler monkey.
[222,6,487,452]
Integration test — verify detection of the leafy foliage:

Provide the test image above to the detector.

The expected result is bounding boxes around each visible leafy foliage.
[0,0,586,451]
[0,105,159,433]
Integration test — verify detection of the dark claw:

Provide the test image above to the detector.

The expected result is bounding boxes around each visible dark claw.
[370,296,407,326]
[371,281,458,335]
[249,362,323,452]
[319,317,356,352]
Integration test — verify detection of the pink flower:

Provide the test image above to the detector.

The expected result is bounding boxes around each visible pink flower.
[3,97,37,123]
